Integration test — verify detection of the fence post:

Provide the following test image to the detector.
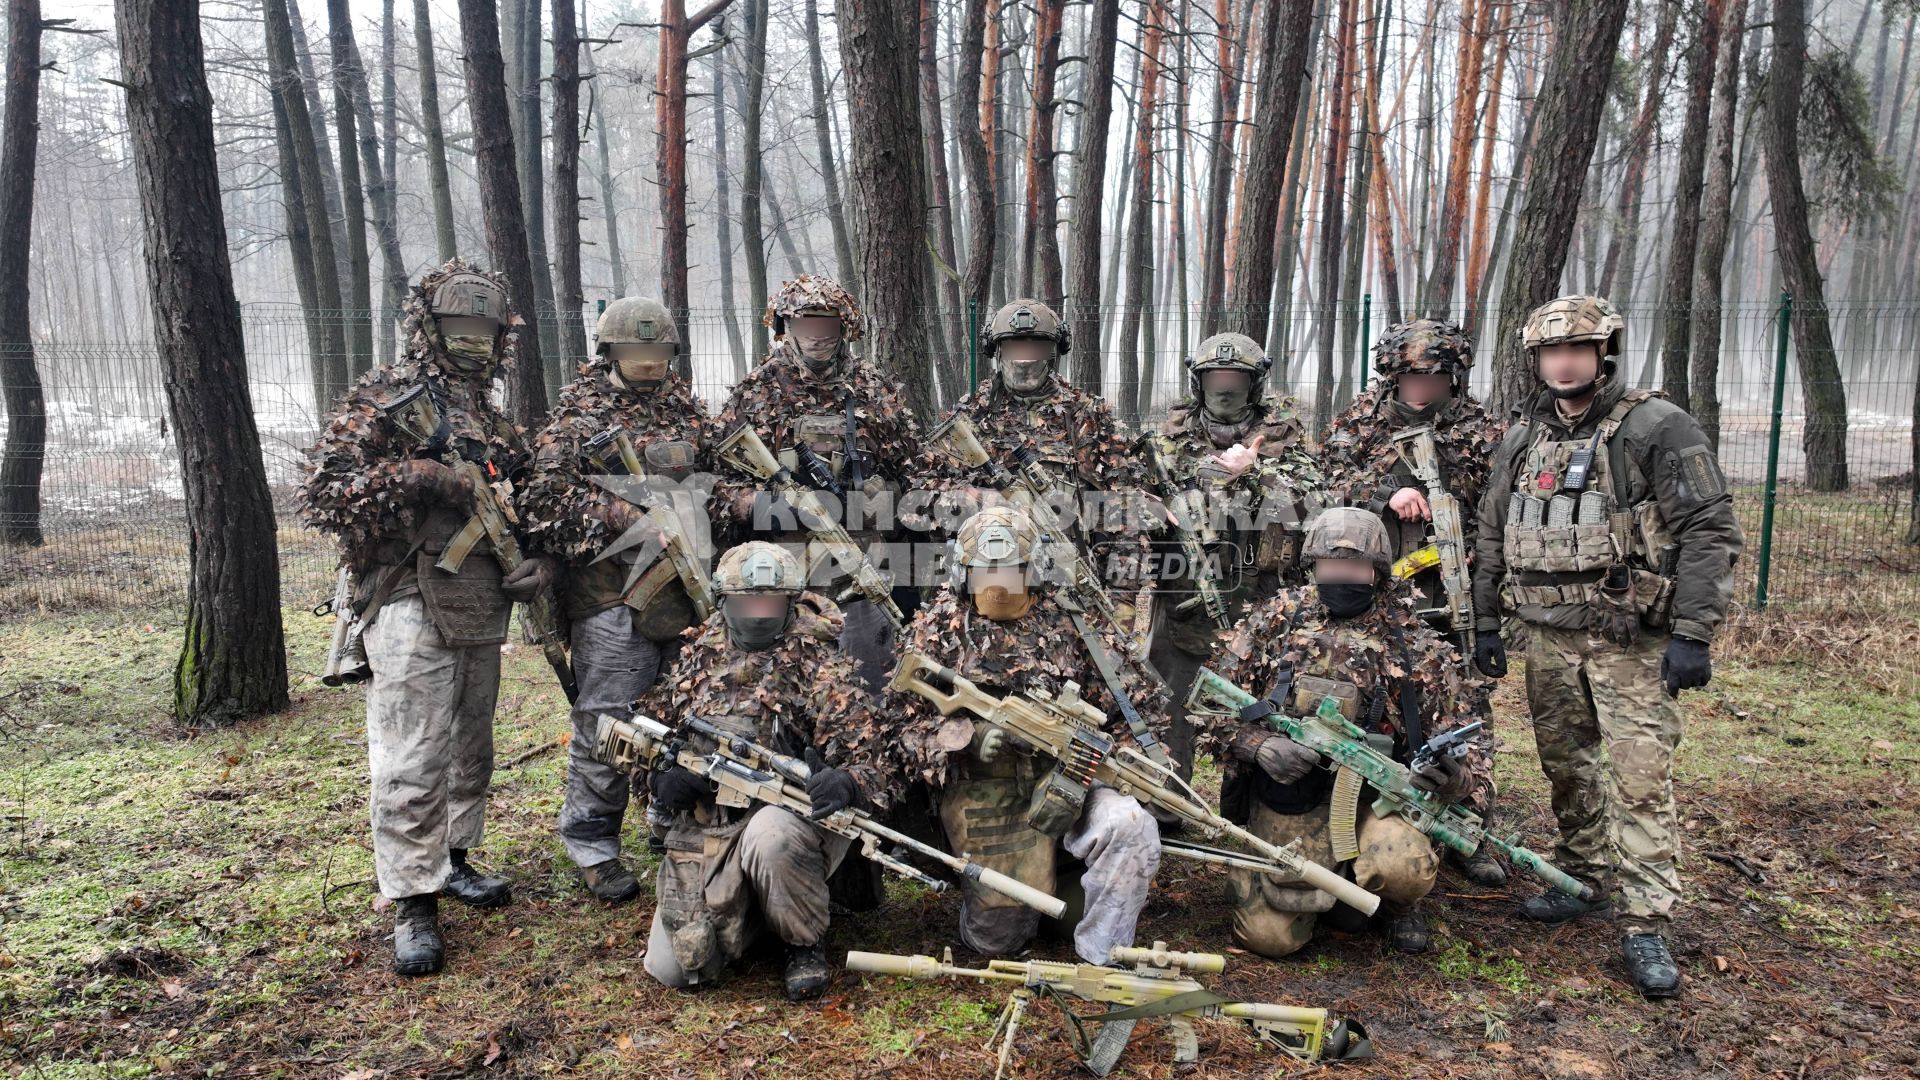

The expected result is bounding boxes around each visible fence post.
[1358,293,1372,386]
[1756,291,1792,610]
[967,298,979,389]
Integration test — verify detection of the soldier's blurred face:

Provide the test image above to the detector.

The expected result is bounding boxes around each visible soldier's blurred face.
[722,592,792,649]
[1200,369,1254,420]
[609,342,674,387]
[999,337,1055,392]
[1395,372,1452,408]
[967,564,1036,621]
[438,315,500,339]
[1313,558,1377,585]
[791,314,843,365]
[1537,343,1603,399]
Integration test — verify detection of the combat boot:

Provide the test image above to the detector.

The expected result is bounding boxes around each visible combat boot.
[1520,889,1608,924]
[784,943,831,1001]
[1448,843,1508,887]
[581,858,640,904]
[1622,933,1681,998]
[1384,907,1431,954]
[392,895,444,976]
[444,848,512,908]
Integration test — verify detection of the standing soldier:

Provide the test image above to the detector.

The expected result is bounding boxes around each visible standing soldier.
[887,508,1167,965]
[638,543,896,1001]
[1319,319,1508,886]
[299,259,557,976]
[516,296,713,905]
[1472,295,1743,999]
[1144,333,1322,771]
[709,275,923,690]
[1208,508,1490,957]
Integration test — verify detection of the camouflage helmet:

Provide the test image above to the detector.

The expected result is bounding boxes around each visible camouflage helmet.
[1186,332,1272,389]
[764,275,864,341]
[595,296,679,352]
[1373,318,1473,378]
[1302,507,1393,575]
[425,267,509,325]
[981,298,1072,357]
[1522,294,1625,358]
[712,542,806,595]
[954,507,1041,568]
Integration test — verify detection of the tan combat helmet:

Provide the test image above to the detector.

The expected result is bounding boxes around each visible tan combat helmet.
[712,542,807,596]
[425,267,509,325]
[954,507,1041,569]
[1522,295,1625,360]
[1186,332,1272,391]
[595,296,679,353]
[980,298,1071,357]
[1302,507,1393,575]
[764,275,864,340]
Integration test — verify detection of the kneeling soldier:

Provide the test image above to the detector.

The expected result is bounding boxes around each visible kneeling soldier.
[1209,508,1490,956]
[638,543,896,1000]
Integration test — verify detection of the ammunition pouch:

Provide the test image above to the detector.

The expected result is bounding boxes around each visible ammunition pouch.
[657,813,754,985]
[414,548,510,646]
[1027,766,1089,839]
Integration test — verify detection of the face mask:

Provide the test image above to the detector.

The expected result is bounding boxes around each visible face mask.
[998,340,1055,394]
[1318,582,1376,619]
[1199,371,1255,422]
[613,346,673,389]
[794,331,842,368]
[1388,396,1446,424]
[442,334,498,374]
[971,583,1036,622]
[724,602,791,650]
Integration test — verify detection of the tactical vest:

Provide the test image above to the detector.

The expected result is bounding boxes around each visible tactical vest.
[1500,390,1676,618]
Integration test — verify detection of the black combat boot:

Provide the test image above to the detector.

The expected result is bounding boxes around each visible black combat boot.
[784,943,831,1001]
[581,858,640,904]
[1448,843,1509,887]
[1622,933,1681,998]
[392,895,444,976]
[1384,906,1431,954]
[1520,889,1609,924]
[444,848,512,908]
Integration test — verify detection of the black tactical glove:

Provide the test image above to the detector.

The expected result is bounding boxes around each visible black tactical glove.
[501,556,558,602]
[1661,635,1712,697]
[804,748,862,820]
[1409,754,1473,803]
[649,766,711,816]
[1474,633,1508,679]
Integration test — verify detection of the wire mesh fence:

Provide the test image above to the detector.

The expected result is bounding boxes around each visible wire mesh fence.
[1,298,1914,617]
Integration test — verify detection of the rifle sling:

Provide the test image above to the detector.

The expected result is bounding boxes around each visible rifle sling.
[1063,607,1171,768]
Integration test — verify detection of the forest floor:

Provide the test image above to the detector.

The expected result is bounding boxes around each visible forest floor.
[2,602,1918,1080]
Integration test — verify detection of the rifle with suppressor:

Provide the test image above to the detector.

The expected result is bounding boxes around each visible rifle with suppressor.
[1186,668,1597,900]
[888,651,1381,914]
[847,942,1363,1078]
[592,712,1064,918]
[579,427,715,620]
[714,422,904,628]
[317,564,371,686]
[383,382,576,702]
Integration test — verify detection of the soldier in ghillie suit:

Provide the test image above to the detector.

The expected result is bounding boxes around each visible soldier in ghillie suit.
[638,543,898,1001]
[884,507,1170,965]
[299,258,556,976]
[1318,318,1508,886]
[1473,295,1742,999]
[515,296,713,905]
[1144,332,1323,772]
[1208,508,1490,957]
[708,275,923,690]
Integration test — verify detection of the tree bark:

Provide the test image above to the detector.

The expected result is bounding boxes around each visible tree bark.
[551,0,588,372]
[1224,0,1317,344]
[711,37,748,376]
[921,0,964,400]
[329,0,406,368]
[413,0,458,262]
[1066,0,1119,388]
[323,0,373,375]
[806,0,857,284]
[456,0,550,421]
[838,0,939,419]
[742,0,772,360]
[286,0,350,287]
[1763,0,1850,491]
[1489,0,1630,410]
[1689,0,1746,450]
[1656,0,1724,411]
[115,0,289,726]
[1462,0,1510,334]
[1199,0,1241,321]
[1313,0,1356,427]
[957,0,996,335]
[656,0,734,373]
[1419,0,1490,317]
[0,0,46,545]
[580,27,627,295]
[1021,0,1065,304]
[1363,0,1402,325]
[1597,0,1678,300]
[515,0,561,390]
[1117,0,1166,423]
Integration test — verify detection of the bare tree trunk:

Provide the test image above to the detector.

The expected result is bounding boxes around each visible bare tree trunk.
[1690,0,1746,450]
[806,0,857,284]
[456,0,550,421]
[1117,0,1165,424]
[267,77,328,413]
[1656,0,1724,411]
[515,0,562,389]
[382,0,396,180]
[1172,0,1191,361]
[1199,0,1241,320]
[1269,0,1327,358]
[581,28,626,295]
[1312,0,1356,428]
[1764,0,1849,491]
[329,0,406,368]
[116,0,289,725]
[1490,0,1630,410]
[286,0,350,285]
[1067,0,1119,387]
[324,0,373,372]
[711,41,748,375]
[655,0,734,374]
[413,0,457,261]
[0,0,46,545]
[988,0,1019,302]
[1225,0,1317,343]
[742,0,772,360]
[1598,0,1678,299]
[838,0,940,418]
[1462,0,1510,333]
[1419,0,1489,317]
[957,0,996,329]
[1363,0,1402,325]
[551,0,588,371]
[1022,0,1065,304]
[921,0,963,396]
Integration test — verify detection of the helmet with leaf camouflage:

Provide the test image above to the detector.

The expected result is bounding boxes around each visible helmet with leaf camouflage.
[764,275,864,341]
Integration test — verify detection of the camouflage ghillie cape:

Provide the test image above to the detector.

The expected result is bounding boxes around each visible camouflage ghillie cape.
[883,588,1182,789]
[639,594,901,812]
[1154,393,1321,484]
[515,357,713,565]
[1208,585,1493,815]
[298,259,527,575]
[927,374,1148,495]
[1318,383,1506,542]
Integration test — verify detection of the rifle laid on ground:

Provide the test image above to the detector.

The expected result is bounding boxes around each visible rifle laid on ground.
[889,651,1382,914]
[592,712,1064,918]
[1388,425,1475,653]
[383,382,576,702]
[1186,668,1598,900]
[579,426,715,620]
[847,942,1365,1077]
[713,422,904,628]
[1139,433,1231,630]
[317,564,371,686]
